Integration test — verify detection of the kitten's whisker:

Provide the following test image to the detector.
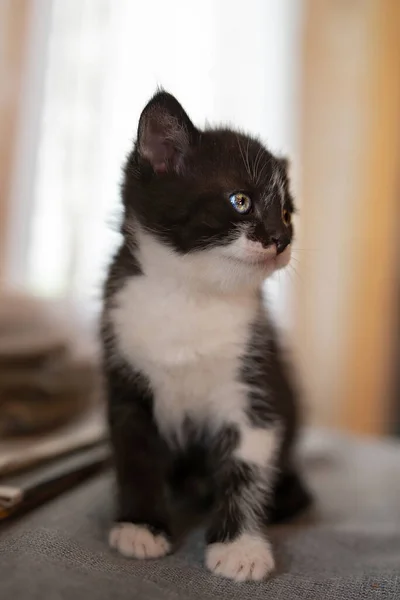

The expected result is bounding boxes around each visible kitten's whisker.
[236,136,252,181]
[257,158,269,186]
[264,189,274,210]
[253,146,263,186]
[291,248,318,252]
[252,147,260,183]
[288,263,302,284]
[283,268,293,287]
[245,138,252,181]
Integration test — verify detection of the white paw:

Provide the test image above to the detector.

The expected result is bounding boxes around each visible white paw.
[109,523,171,559]
[205,533,275,581]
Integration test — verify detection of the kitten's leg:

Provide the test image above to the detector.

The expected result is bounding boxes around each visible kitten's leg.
[107,365,172,559]
[205,424,279,582]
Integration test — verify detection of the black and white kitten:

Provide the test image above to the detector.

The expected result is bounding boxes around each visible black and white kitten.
[102,91,310,582]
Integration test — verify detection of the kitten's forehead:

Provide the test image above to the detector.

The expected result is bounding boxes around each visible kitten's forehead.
[197,129,285,192]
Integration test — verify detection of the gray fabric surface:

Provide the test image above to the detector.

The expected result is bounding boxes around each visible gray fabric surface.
[1,430,400,599]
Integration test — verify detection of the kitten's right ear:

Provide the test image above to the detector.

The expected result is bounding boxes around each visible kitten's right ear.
[137,91,198,174]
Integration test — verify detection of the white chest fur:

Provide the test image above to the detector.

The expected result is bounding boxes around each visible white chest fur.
[112,271,258,436]
[112,234,264,429]
[110,232,278,467]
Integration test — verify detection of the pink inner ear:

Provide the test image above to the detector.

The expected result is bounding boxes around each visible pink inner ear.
[141,129,177,174]
[154,161,167,174]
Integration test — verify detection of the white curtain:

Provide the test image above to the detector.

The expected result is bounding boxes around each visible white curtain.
[11,0,302,319]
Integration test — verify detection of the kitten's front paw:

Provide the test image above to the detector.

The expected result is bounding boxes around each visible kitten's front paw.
[205,533,275,581]
[109,523,171,559]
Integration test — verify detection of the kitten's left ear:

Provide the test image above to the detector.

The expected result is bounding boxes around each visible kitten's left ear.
[137,90,198,174]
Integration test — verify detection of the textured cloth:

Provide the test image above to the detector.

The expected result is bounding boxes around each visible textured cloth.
[1,430,400,599]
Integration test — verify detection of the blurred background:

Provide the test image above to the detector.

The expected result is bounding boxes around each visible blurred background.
[1,0,399,440]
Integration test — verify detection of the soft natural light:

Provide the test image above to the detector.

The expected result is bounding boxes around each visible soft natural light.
[18,0,302,320]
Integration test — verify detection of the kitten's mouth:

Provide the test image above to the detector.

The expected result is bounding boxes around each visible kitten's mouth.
[231,252,276,270]
[241,244,291,270]
[220,237,291,272]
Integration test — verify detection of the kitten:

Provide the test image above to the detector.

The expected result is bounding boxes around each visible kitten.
[102,91,310,581]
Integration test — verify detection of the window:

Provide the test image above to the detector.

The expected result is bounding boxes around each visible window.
[9,0,302,322]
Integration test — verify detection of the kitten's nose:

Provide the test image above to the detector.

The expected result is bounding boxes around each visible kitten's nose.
[271,234,290,255]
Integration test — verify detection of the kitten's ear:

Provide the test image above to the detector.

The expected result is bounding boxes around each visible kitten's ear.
[137,91,197,174]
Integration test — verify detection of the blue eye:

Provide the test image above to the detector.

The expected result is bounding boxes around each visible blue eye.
[229,192,252,215]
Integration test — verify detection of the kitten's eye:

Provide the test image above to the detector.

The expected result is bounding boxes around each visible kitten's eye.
[282,208,291,227]
[229,192,252,215]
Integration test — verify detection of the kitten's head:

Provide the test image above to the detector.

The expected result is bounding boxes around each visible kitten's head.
[122,91,295,288]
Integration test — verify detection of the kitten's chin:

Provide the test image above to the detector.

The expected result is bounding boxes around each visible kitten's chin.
[219,236,291,280]
[274,244,292,270]
[233,244,292,276]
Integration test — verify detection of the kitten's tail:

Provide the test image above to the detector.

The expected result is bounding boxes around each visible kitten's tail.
[268,469,313,524]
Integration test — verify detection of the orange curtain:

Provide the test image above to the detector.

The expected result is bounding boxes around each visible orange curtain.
[296,0,400,435]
